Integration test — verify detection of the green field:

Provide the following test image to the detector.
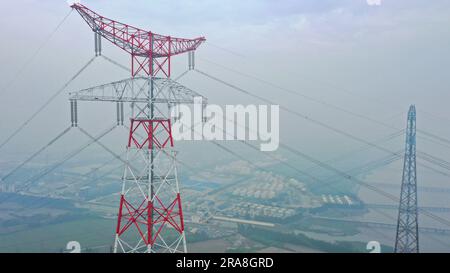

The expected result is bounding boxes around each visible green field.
[0,217,116,253]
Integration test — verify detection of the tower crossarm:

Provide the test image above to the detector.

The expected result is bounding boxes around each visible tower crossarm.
[71,3,205,58]
[69,76,206,104]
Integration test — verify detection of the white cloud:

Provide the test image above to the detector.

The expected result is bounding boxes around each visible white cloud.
[367,0,382,6]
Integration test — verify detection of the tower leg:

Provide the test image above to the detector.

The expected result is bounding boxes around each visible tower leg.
[114,119,186,253]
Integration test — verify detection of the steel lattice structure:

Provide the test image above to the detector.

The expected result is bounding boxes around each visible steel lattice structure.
[70,3,206,253]
[395,105,419,253]
[72,3,205,78]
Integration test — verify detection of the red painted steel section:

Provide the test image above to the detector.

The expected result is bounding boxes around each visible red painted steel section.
[71,3,205,77]
[115,195,184,247]
[127,119,173,149]
[116,118,183,249]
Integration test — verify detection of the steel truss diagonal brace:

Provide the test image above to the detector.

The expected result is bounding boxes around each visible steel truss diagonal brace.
[69,76,207,105]
[71,3,205,77]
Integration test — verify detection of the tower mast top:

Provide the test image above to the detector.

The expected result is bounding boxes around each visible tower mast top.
[71,3,205,77]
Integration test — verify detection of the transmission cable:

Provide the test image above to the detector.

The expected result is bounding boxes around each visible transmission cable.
[0,123,117,206]
[0,56,97,151]
[99,56,450,236]
[0,10,73,95]
[181,76,450,228]
[1,126,72,182]
[194,69,450,178]
[199,58,450,155]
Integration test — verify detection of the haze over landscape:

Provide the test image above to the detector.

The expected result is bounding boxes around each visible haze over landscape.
[1,0,450,253]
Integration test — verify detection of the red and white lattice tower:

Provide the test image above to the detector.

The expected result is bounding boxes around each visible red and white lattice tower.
[70,3,205,253]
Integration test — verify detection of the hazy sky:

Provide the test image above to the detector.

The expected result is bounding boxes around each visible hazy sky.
[1,0,450,175]
[2,1,450,249]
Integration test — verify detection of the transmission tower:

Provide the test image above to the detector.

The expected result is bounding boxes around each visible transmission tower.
[395,105,419,253]
[70,3,206,253]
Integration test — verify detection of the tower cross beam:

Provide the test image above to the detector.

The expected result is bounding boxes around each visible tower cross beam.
[71,3,205,77]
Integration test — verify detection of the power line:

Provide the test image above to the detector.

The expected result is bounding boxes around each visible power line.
[303,129,404,176]
[190,70,450,229]
[418,129,450,148]
[0,56,97,151]
[1,126,72,182]
[78,126,127,166]
[418,151,450,172]
[310,152,402,193]
[101,56,449,185]
[93,58,450,243]
[1,117,446,250]
[199,53,450,153]
[18,125,117,192]
[44,54,446,250]
[0,64,197,211]
[203,42,422,117]
[204,41,247,59]
[185,108,450,230]
[195,68,400,153]
[3,38,450,251]
[0,124,118,206]
[101,55,131,73]
[198,57,399,131]
[0,10,73,95]
[194,69,450,178]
